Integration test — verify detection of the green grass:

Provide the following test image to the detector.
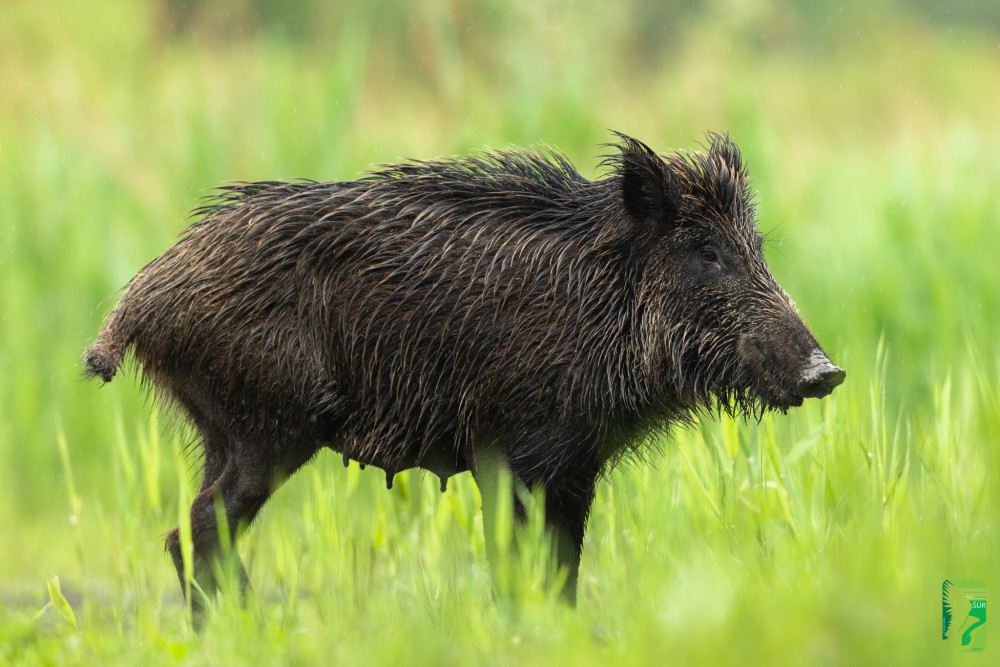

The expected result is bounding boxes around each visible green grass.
[1,1,998,664]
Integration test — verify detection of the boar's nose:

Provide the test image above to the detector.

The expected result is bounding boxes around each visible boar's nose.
[795,350,846,399]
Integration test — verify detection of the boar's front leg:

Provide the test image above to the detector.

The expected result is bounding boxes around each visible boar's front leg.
[539,476,598,603]
[472,441,598,604]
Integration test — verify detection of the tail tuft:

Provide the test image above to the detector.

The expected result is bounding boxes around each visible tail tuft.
[83,340,120,383]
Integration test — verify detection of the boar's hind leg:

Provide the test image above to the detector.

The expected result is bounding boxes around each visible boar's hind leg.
[165,431,298,629]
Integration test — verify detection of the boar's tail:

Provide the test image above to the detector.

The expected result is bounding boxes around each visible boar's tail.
[83,321,126,383]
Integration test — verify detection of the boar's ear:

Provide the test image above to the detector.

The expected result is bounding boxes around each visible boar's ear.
[608,132,680,230]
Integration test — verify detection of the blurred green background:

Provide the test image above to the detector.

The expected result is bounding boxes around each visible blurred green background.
[1,0,997,664]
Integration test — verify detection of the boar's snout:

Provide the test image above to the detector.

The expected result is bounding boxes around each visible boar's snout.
[794,350,846,400]
[738,316,845,410]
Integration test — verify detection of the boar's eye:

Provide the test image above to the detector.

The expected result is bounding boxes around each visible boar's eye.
[700,246,719,264]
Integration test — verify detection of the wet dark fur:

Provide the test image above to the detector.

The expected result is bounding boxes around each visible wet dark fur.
[84,132,832,616]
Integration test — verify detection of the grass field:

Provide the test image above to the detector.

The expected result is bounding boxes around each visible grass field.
[1,1,998,664]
